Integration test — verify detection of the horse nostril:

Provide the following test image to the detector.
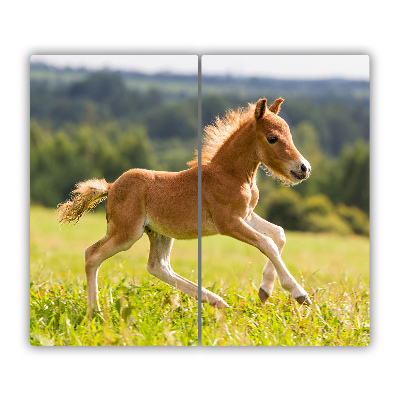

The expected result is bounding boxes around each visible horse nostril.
[301,164,307,173]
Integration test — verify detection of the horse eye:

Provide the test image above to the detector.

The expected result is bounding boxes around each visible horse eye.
[267,136,278,144]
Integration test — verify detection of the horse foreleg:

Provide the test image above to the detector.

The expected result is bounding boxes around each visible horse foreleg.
[217,216,311,305]
[245,212,285,302]
[146,230,228,308]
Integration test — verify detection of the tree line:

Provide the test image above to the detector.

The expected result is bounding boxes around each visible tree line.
[30,66,369,235]
[31,65,369,157]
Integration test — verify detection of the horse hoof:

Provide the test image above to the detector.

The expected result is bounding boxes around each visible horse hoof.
[295,295,311,305]
[258,287,270,303]
[215,298,229,308]
[210,297,229,308]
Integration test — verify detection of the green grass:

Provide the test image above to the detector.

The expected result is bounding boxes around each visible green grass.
[30,206,198,346]
[30,278,197,346]
[30,206,369,346]
[201,233,369,346]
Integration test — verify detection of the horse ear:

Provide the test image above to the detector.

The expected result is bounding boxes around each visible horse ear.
[269,98,284,115]
[255,98,267,119]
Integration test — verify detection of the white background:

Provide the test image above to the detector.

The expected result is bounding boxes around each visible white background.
[2,1,397,399]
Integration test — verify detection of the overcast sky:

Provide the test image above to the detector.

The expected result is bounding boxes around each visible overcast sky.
[30,54,369,80]
[202,55,369,80]
[30,55,199,75]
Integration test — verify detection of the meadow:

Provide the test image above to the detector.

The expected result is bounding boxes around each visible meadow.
[30,206,369,346]
[201,232,369,346]
[30,206,198,346]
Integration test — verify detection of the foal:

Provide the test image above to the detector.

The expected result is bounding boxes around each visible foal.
[196,98,311,305]
[57,97,311,315]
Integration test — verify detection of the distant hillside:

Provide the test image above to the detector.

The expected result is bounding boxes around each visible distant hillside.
[202,74,369,104]
[30,62,369,156]
[30,62,198,98]
[30,62,370,214]
[31,62,369,103]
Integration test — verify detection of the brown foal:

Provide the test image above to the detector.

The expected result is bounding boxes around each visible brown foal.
[57,97,311,316]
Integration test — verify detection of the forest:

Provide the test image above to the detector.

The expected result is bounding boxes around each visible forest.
[30,62,370,236]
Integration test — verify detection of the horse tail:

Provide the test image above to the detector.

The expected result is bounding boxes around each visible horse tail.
[56,178,111,225]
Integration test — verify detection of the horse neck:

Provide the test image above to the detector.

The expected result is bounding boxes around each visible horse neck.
[211,121,259,186]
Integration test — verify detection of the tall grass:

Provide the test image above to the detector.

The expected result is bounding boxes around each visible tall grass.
[201,233,369,346]
[30,206,369,346]
[30,277,198,346]
[30,206,198,346]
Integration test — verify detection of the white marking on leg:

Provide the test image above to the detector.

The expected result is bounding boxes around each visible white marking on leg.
[146,231,228,308]
[245,213,284,297]
[218,215,309,303]
[260,236,308,300]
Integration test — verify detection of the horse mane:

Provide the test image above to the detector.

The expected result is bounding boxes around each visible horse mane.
[187,103,256,168]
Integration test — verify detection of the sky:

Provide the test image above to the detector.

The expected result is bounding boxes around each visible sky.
[30,54,369,80]
[30,55,199,75]
[202,55,369,80]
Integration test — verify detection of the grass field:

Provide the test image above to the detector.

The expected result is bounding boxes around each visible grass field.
[30,206,198,346]
[30,206,369,346]
[201,232,369,346]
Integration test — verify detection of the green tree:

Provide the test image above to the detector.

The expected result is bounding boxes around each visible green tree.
[31,130,82,206]
[117,127,158,172]
[337,203,369,236]
[336,140,369,214]
[292,120,321,164]
[301,194,352,235]
[291,120,325,198]
[264,188,303,230]
[147,102,197,140]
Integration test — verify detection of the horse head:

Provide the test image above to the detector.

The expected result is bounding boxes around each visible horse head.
[254,98,311,184]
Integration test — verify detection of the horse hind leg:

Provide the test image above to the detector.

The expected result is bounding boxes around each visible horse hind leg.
[85,222,144,316]
[145,230,228,308]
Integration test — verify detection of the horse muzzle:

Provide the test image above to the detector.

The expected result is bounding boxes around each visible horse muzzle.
[290,159,311,181]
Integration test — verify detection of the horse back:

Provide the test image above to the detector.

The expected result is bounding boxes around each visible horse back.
[106,168,198,239]
[145,168,198,239]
